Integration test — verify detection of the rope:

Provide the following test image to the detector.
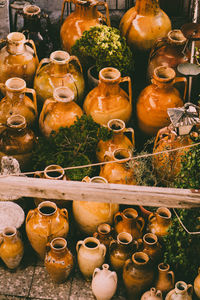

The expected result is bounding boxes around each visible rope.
[173,208,200,235]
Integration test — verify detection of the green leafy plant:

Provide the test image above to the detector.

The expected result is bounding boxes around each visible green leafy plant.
[71,25,134,77]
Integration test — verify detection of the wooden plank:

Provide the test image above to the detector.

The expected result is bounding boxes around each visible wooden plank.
[0,175,200,208]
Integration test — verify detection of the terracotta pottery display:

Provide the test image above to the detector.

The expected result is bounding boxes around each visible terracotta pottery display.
[0,77,37,126]
[165,281,193,300]
[0,32,38,87]
[155,263,175,297]
[114,207,145,239]
[60,0,110,53]
[123,252,154,300]
[76,237,106,280]
[44,237,74,283]
[26,201,69,259]
[39,86,83,137]
[109,232,137,275]
[136,66,186,136]
[96,119,135,162]
[0,114,35,171]
[141,287,163,300]
[147,207,172,239]
[0,226,24,269]
[194,267,200,299]
[93,223,114,251]
[141,233,162,264]
[73,176,119,235]
[34,50,85,105]
[99,148,137,185]
[119,0,171,53]
[83,67,132,126]
[92,264,117,300]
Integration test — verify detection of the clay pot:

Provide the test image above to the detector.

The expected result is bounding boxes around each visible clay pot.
[34,50,85,105]
[0,32,38,87]
[123,252,155,300]
[141,233,162,265]
[93,223,114,251]
[147,207,172,239]
[25,201,69,259]
[165,281,193,300]
[96,119,135,162]
[44,237,74,283]
[76,237,106,280]
[39,86,83,137]
[155,263,174,297]
[99,148,137,185]
[0,77,37,127]
[141,287,163,300]
[0,226,24,269]
[194,267,200,299]
[119,0,171,53]
[109,232,137,275]
[60,0,110,54]
[92,264,117,300]
[73,176,119,235]
[136,66,186,136]
[83,67,132,125]
[0,114,35,171]
[114,207,145,239]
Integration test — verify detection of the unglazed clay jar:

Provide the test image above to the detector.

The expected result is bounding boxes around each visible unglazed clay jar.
[155,263,175,297]
[147,207,172,239]
[141,287,163,300]
[26,201,69,259]
[165,281,193,300]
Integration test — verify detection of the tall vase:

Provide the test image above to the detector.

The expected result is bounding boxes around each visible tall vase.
[93,223,114,251]
[83,67,132,126]
[0,32,38,87]
[155,263,175,297]
[60,0,110,53]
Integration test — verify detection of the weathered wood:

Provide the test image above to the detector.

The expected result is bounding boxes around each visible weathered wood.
[0,175,200,208]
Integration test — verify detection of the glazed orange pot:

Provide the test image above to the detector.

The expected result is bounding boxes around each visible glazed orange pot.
[60,0,110,53]
[83,67,132,126]
[119,0,171,53]
[0,32,38,87]
[136,66,186,136]
[147,207,172,239]
[141,233,162,265]
[39,86,83,137]
[96,119,134,162]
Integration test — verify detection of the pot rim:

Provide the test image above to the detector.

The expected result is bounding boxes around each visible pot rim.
[167,29,187,45]
[38,201,58,216]
[53,87,74,103]
[107,119,125,133]
[44,164,65,180]
[83,237,100,250]
[50,50,70,64]
[99,67,121,84]
[50,237,67,250]
[132,251,149,265]
[158,262,170,272]
[143,233,158,245]
[153,66,176,83]
[3,226,17,237]
[117,232,132,244]
[23,4,41,15]
[156,207,172,219]
[7,32,26,43]
[5,77,26,92]
[97,223,111,234]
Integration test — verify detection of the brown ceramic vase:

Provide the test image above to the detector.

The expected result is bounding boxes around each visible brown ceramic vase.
[93,223,114,251]
[147,207,172,239]
[155,263,175,297]
[141,233,162,265]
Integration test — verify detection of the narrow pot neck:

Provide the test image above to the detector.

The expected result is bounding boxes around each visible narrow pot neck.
[108,119,125,136]
[152,66,175,89]
[75,4,99,19]
[135,0,160,15]
[156,208,171,226]
[6,32,26,55]
[158,263,170,278]
[7,115,27,134]
[83,237,100,253]
[50,238,68,257]
[23,14,40,31]
[132,252,149,269]
[2,227,18,243]
[38,201,58,218]
[97,224,112,238]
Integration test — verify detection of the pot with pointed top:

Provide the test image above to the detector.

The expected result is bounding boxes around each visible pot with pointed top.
[141,287,163,300]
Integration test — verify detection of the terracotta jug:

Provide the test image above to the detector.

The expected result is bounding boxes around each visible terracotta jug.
[92,264,117,300]
[0,226,24,269]
[109,232,137,275]
[119,0,171,53]
[123,252,155,300]
[136,66,186,136]
[0,114,35,171]
[76,236,106,280]
[194,267,200,299]
[60,0,110,53]
[25,201,69,259]
[141,287,163,300]
[0,77,37,126]
[165,281,193,300]
[73,176,119,235]
[99,148,137,185]
[147,207,172,239]
[83,67,132,125]
[0,32,38,87]
[34,50,85,105]
[148,29,190,81]
[96,118,135,162]
[141,233,162,265]
[39,86,83,137]
[114,207,145,239]
[93,223,114,251]
[155,263,175,297]
[44,237,74,283]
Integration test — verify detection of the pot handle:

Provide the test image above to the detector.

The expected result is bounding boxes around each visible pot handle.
[96,1,110,26]
[124,127,135,145]
[107,271,117,283]
[136,216,145,232]
[92,267,100,279]
[68,55,83,74]
[60,0,68,24]
[0,234,4,247]
[26,209,36,224]
[13,9,23,32]
[109,239,117,250]
[148,212,156,223]
[76,240,83,253]
[60,208,68,221]
[35,58,51,77]
[45,242,51,253]
[0,39,6,50]
[39,99,54,127]
[25,39,38,61]
[187,284,193,296]
[24,87,38,117]
[99,243,106,257]
[114,211,123,225]
[119,76,132,105]
[93,232,98,239]
[124,258,131,271]
[172,76,187,101]
[168,270,175,286]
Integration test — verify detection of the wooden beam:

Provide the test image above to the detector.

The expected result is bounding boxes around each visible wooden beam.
[0,176,200,208]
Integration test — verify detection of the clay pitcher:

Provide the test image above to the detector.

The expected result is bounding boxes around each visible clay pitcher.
[93,223,114,251]
[83,67,132,125]
[155,263,175,297]
[114,207,145,239]
[165,281,193,300]
[141,287,163,300]
[44,237,74,283]
[0,226,24,269]
[194,267,200,299]
[25,201,69,259]
[76,237,106,280]
[92,264,117,300]
[142,233,162,265]
[147,207,172,239]
[96,118,135,162]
